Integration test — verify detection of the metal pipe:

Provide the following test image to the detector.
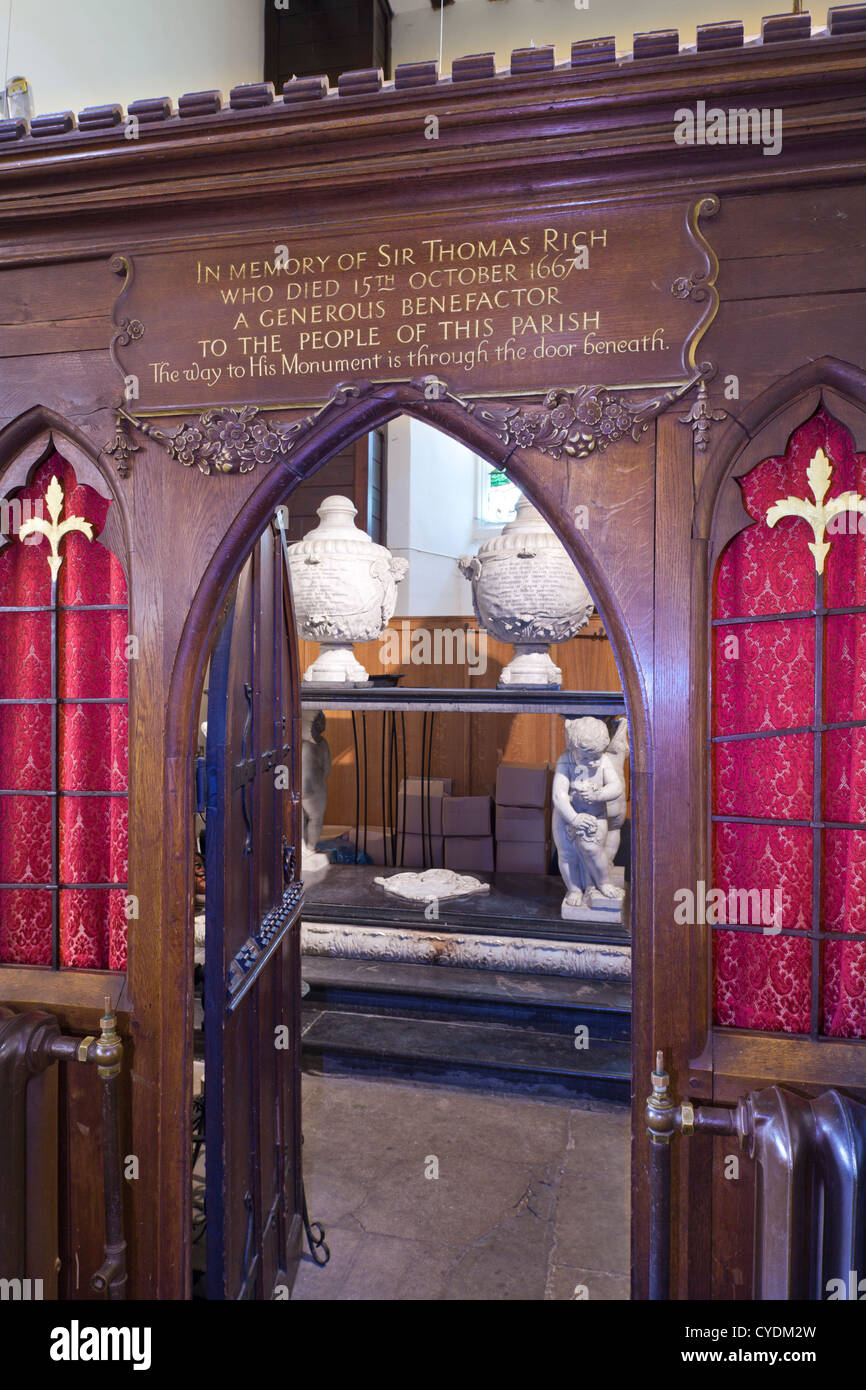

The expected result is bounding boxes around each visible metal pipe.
[645,1052,752,1299]
[4,996,127,1300]
[0,1007,62,1278]
[648,1130,671,1300]
[693,1106,739,1136]
[645,1051,676,1300]
[89,1001,127,1300]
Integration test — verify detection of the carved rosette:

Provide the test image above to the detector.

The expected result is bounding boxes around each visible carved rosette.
[114,384,371,476]
[419,373,709,463]
[161,405,307,475]
[466,386,658,459]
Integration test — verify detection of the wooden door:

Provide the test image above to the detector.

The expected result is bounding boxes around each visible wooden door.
[204,515,304,1300]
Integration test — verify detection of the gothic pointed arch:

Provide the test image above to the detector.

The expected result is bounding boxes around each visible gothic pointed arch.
[0,410,130,970]
[707,390,866,1039]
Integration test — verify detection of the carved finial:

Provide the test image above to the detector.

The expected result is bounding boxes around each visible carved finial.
[679,379,726,451]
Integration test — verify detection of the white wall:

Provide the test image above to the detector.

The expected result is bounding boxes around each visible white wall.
[1,0,263,118]
[387,417,483,618]
[393,0,802,71]
[2,0,810,121]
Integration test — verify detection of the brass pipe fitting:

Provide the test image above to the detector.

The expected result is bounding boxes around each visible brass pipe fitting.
[92,999,123,1079]
[646,1050,678,1144]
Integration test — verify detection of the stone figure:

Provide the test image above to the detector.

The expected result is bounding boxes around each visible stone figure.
[301,709,331,871]
[604,715,629,865]
[552,715,627,916]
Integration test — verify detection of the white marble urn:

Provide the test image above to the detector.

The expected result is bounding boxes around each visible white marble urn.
[288,496,408,683]
[458,497,594,686]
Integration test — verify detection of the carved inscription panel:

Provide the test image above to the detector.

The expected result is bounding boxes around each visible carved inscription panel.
[116,200,717,411]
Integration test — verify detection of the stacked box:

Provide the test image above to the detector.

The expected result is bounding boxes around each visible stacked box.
[495,840,551,874]
[401,833,445,868]
[442,793,494,873]
[397,776,451,838]
[495,762,549,808]
[495,805,547,842]
[494,762,551,874]
[444,836,494,873]
[442,795,492,837]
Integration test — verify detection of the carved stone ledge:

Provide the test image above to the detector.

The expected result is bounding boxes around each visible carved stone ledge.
[301,920,632,981]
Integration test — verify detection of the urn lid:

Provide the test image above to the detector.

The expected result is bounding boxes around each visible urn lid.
[474,495,562,558]
[501,496,549,536]
[288,494,377,558]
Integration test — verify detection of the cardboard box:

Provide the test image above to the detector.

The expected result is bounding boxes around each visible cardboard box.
[496,840,551,874]
[319,824,355,843]
[362,827,388,865]
[400,833,445,868]
[399,776,452,797]
[398,792,444,837]
[495,805,548,843]
[495,762,549,809]
[442,795,492,837]
[445,835,494,873]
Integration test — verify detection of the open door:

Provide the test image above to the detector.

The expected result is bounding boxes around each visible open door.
[204,513,304,1300]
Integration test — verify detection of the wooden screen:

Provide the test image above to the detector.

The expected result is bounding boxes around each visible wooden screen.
[712,410,866,1038]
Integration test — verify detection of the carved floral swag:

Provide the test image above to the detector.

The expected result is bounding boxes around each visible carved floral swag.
[713,411,865,1037]
[0,455,128,969]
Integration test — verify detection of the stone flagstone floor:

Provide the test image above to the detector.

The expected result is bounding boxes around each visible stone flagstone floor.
[293,1071,630,1301]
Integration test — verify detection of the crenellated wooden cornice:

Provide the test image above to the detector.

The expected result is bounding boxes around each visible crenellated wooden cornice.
[0,10,864,249]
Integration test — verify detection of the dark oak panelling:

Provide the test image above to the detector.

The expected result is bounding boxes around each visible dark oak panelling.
[0,21,863,1302]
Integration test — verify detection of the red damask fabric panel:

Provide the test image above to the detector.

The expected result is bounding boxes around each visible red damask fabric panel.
[713,411,866,1037]
[0,453,128,969]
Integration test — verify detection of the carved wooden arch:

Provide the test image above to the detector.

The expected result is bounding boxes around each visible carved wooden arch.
[0,404,131,577]
[686,355,866,1061]
[164,377,651,781]
[160,378,656,1256]
[161,379,653,1072]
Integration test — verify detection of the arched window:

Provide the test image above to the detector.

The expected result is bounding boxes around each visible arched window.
[0,451,128,970]
[712,409,866,1039]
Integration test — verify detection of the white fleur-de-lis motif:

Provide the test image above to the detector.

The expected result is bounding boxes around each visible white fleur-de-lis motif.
[18,476,94,581]
[765,448,866,576]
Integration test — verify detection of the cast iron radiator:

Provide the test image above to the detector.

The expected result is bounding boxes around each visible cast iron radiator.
[0,1000,127,1299]
[646,1053,866,1300]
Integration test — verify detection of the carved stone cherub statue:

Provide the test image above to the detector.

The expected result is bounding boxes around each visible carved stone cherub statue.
[552,715,627,915]
[301,710,331,871]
